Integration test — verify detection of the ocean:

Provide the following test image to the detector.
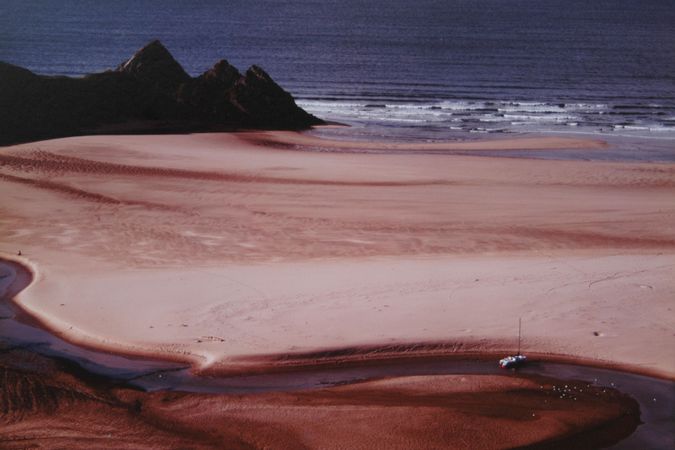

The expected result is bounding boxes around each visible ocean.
[2,0,675,153]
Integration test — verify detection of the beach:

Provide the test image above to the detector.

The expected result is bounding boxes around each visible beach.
[1,130,674,448]
[1,130,673,376]
[3,0,675,446]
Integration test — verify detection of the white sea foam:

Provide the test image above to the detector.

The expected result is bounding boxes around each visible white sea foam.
[502,113,579,122]
[297,98,674,138]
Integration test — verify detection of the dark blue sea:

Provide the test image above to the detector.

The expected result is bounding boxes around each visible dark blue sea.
[2,0,675,155]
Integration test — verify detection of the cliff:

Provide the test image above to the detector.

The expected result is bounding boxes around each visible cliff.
[0,40,323,145]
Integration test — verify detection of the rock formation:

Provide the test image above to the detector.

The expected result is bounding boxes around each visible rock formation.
[0,40,323,145]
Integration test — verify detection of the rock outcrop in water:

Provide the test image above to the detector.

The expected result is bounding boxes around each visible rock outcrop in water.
[0,40,323,145]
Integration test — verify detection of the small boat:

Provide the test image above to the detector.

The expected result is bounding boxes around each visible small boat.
[499,354,527,369]
[499,318,527,369]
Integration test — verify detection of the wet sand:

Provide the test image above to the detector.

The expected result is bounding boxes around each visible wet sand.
[0,342,643,450]
[246,130,610,151]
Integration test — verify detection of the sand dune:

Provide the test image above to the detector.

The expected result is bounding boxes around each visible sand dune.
[1,131,674,377]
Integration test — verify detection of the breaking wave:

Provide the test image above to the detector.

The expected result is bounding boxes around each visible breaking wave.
[297,98,675,138]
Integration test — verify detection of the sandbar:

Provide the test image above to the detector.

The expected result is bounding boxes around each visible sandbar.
[0,131,673,378]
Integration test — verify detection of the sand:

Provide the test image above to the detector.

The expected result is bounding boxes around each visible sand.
[249,129,611,151]
[0,347,640,450]
[1,131,674,378]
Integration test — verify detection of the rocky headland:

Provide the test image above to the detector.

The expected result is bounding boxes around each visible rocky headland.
[0,40,323,145]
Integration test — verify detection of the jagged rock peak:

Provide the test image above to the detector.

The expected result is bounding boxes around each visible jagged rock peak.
[244,65,274,83]
[201,59,241,86]
[116,40,190,87]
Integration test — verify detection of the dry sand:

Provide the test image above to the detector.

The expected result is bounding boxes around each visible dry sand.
[1,131,674,377]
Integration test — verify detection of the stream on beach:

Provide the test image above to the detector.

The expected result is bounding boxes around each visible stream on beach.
[1,260,673,449]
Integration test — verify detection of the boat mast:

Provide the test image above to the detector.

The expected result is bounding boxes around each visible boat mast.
[517,317,521,355]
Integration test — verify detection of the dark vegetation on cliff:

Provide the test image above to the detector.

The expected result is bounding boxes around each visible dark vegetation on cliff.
[0,40,323,145]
